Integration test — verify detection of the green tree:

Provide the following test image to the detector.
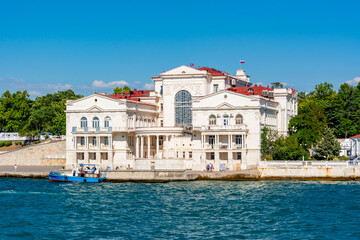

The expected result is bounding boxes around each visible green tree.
[289,99,327,147]
[272,135,304,160]
[24,90,82,135]
[261,126,277,159]
[314,127,341,160]
[0,90,32,132]
[113,85,131,94]
[270,82,284,89]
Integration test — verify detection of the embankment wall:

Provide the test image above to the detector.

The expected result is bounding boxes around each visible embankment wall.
[0,141,66,166]
[259,166,360,180]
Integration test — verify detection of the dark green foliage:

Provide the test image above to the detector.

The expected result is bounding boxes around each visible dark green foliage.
[34,140,40,144]
[0,90,32,132]
[0,141,12,147]
[314,127,341,160]
[261,127,304,160]
[24,90,82,135]
[113,85,131,94]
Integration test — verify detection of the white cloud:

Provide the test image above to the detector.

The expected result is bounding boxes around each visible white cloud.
[92,80,128,88]
[143,83,154,90]
[0,77,25,83]
[28,91,42,97]
[45,83,72,90]
[346,77,360,85]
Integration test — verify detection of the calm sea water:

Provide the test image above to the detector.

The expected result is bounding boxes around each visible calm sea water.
[1,179,360,239]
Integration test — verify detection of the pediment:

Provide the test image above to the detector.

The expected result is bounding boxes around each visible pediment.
[86,105,104,112]
[161,65,206,75]
[216,103,235,109]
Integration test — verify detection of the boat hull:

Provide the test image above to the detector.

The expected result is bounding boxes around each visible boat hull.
[49,174,106,183]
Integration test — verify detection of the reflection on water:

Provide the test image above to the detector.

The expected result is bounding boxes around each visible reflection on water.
[1,179,360,239]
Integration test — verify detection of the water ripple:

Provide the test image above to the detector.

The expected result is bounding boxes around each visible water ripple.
[1,179,360,239]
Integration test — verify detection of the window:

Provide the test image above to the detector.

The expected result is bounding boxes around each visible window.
[223,115,229,126]
[213,84,219,93]
[92,117,99,128]
[236,135,242,145]
[160,103,163,111]
[92,137,97,146]
[209,115,216,125]
[183,152,186,159]
[104,116,111,127]
[209,135,215,145]
[236,114,243,125]
[159,136,164,145]
[104,136,109,146]
[80,117,87,128]
[80,137,85,146]
[160,120,163,127]
[77,152,84,160]
[160,85,163,95]
[189,151,192,159]
[210,152,215,160]
[175,90,192,127]
[237,152,242,160]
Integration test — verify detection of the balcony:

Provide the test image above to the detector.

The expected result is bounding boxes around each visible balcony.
[72,126,113,133]
[194,124,247,131]
[204,143,243,150]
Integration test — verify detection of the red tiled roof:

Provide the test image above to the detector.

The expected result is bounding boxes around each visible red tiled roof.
[197,67,227,76]
[106,89,152,100]
[350,134,360,138]
[227,86,274,96]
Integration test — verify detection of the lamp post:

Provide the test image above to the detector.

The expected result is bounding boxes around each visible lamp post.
[300,143,307,161]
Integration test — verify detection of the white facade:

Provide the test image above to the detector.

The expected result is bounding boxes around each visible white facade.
[66,65,297,170]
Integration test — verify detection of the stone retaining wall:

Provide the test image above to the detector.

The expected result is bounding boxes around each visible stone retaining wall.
[0,140,66,166]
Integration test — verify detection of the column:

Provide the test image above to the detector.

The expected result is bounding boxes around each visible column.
[147,135,150,158]
[136,136,139,158]
[228,151,233,171]
[165,135,168,159]
[228,134,231,149]
[140,136,144,159]
[86,136,89,149]
[180,137,183,159]
[97,136,100,150]
[173,135,176,158]
[156,135,159,159]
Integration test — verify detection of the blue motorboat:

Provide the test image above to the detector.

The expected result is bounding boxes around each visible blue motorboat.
[49,164,107,183]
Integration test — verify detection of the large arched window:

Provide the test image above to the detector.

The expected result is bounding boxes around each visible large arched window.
[104,116,111,127]
[235,114,243,125]
[175,90,192,126]
[209,115,216,125]
[80,117,87,128]
[92,117,99,128]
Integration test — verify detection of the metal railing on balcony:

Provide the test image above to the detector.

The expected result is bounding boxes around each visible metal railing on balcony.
[194,124,246,131]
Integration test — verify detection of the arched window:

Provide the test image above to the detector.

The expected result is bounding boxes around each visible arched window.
[236,114,243,125]
[209,115,216,125]
[175,90,192,126]
[104,116,111,127]
[223,114,229,126]
[80,117,87,128]
[92,117,99,128]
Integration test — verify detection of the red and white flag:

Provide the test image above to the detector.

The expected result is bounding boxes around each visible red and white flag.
[240,60,245,64]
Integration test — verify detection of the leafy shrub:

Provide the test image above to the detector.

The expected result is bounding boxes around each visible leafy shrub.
[45,134,49,140]
[328,155,335,160]
[0,142,4,147]
[4,141,12,147]
[15,142,22,145]
[34,140,40,144]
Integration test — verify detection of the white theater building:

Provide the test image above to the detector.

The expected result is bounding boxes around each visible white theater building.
[65,65,297,170]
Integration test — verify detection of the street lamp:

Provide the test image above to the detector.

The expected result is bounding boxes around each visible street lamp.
[300,143,307,161]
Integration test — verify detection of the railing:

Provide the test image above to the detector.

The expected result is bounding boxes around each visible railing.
[205,144,242,150]
[194,124,247,131]
[258,160,353,168]
[72,127,113,133]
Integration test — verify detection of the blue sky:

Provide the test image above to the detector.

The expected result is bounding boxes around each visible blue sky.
[0,0,359,98]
